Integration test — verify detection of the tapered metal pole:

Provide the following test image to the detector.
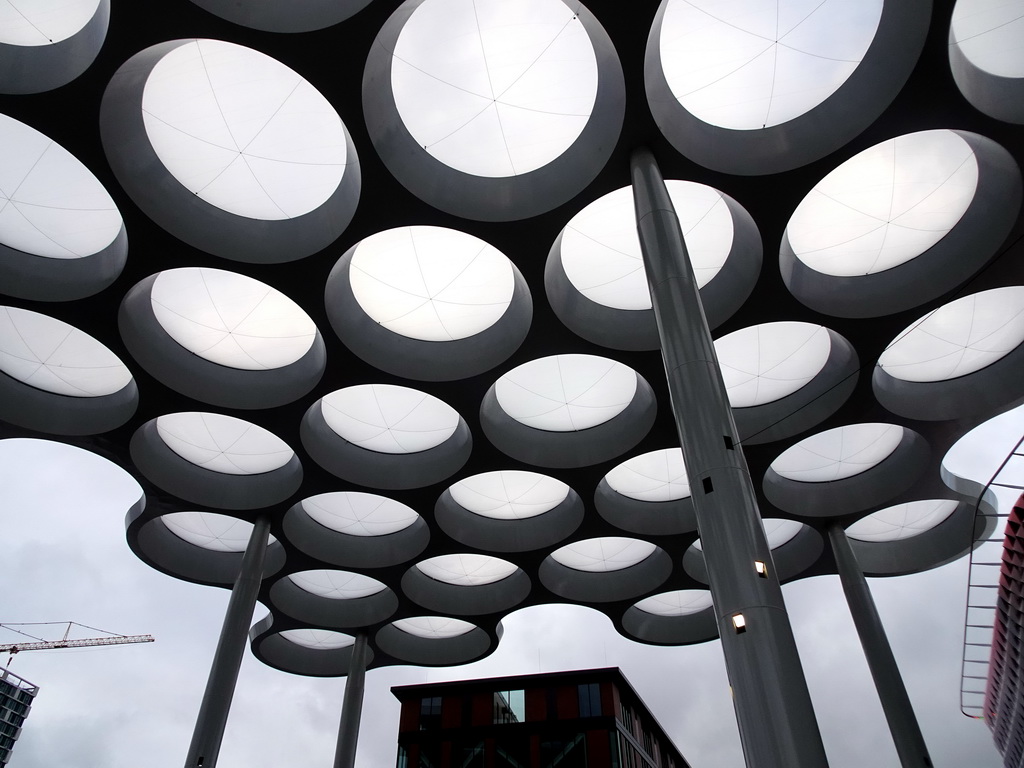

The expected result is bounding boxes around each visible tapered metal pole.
[828,524,933,767]
[631,148,829,768]
[184,515,271,768]
[333,632,370,768]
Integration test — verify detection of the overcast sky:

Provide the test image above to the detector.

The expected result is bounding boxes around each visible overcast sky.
[2,407,1021,768]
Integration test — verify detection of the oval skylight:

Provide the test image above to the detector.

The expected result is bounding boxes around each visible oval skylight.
[787,130,979,276]
[150,268,317,371]
[162,511,274,552]
[0,0,100,46]
[716,323,831,407]
[560,182,733,310]
[393,616,475,639]
[635,590,714,617]
[772,423,904,482]
[321,384,460,454]
[348,227,515,342]
[390,0,598,177]
[141,39,348,220]
[878,287,1024,382]
[156,412,293,475]
[448,470,570,520]
[550,537,657,572]
[495,355,638,431]
[605,448,691,503]
[0,114,121,259]
[951,0,1024,78]
[288,570,387,600]
[658,0,883,130]
[693,518,803,551]
[846,499,959,542]
[301,492,419,537]
[415,554,518,586]
[0,306,132,397]
[279,629,355,650]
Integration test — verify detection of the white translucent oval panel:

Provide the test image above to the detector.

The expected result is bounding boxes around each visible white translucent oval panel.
[279,629,355,650]
[716,323,830,407]
[550,537,657,572]
[560,182,732,310]
[288,569,387,600]
[141,39,348,220]
[301,492,419,536]
[349,227,515,342]
[156,412,293,475]
[162,511,276,552]
[878,287,1024,382]
[635,590,714,617]
[393,616,475,639]
[951,0,1024,77]
[416,554,518,586]
[0,114,121,259]
[605,448,690,502]
[449,470,570,520]
[0,306,131,397]
[772,423,904,482]
[787,131,979,276]
[390,0,598,177]
[659,0,883,130]
[495,355,638,431]
[846,499,959,542]
[693,518,802,551]
[150,268,316,370]
[0,0,100,46]
[321,384,460,454]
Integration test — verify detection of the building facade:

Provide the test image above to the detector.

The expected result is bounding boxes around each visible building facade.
[392,668,690,768]
[0,667,37,767]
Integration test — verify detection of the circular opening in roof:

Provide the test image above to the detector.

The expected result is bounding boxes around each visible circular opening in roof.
[658,0,883,130]
[787,130,979,277]
[150,268,316,371]
[392,616,476,639]
[634,590,713,617]
[495,354,638,431]
[0,306,132,397]
[878,287,1024,382]
[0,114,121,260]
[141,39,348,221]
[693,518,803,551]
[0,0,100,46]
[161,511,276,552]
[278,629,355,650]
[771,423,904,482]
[716,322,831,407]
[349,227,515,342]
[846,499,959,542]
[288,569,387,599]
[321,384,460,454]
[550,537,657,572]
[415,554,518,586]
[605,448,690,502]
[391,0,598,177]
[155,413,293,475]
[560,182,732,311]
[951,0,1024,78]
[301,492,420,536]
[449,470,569,520]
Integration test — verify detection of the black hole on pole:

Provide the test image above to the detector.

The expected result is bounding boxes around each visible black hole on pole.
[724,435,734,450]
[702,477,713,494]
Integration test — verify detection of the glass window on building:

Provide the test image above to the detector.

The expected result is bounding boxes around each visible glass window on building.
[454,740,485,767]
[420,696,442,730]
[493,689,525,724]
[396,745,409,768]
[541,733,587,768]
[578,682,601,717]
[495,734,530,768]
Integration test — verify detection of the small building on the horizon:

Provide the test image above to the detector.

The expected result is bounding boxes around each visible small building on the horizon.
[0,667,37,767]
[392,667,691,768]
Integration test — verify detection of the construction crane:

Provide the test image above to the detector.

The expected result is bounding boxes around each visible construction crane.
[0,622,154,657]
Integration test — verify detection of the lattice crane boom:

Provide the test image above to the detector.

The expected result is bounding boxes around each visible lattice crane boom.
[0,622,154,655]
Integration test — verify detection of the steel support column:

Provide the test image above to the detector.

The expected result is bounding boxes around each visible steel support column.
[184,515,271,768]
[828,524,933,767]
[333,632,370,768]
[631,148,829,768]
